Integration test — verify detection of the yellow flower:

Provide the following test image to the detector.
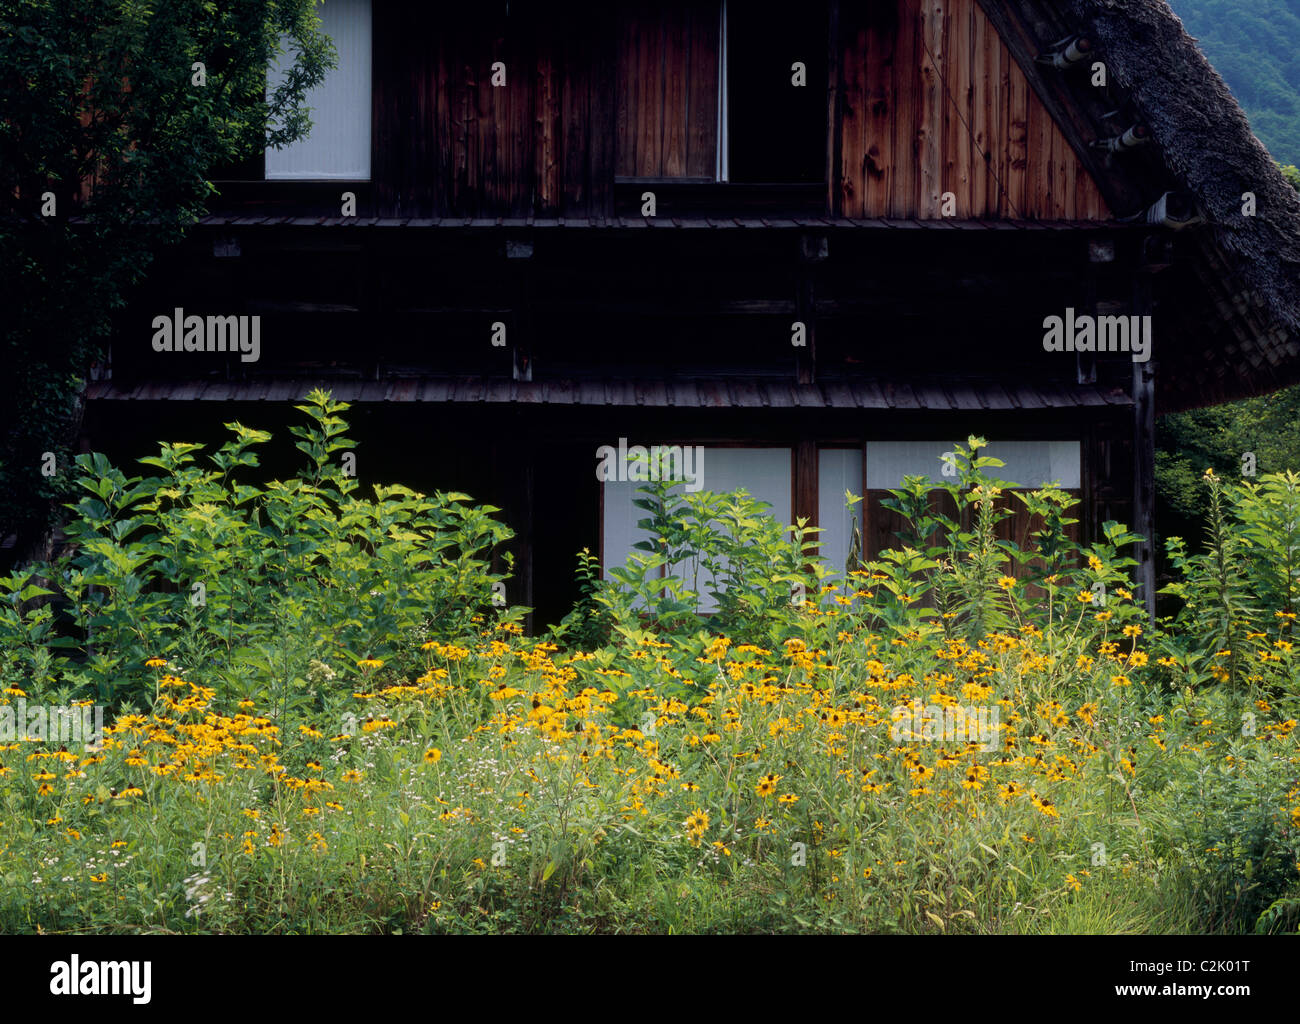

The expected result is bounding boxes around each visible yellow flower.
[1065,873,1082,893]
[424,748,442,764]
[755,773,782,797]
[778,793,799,806]
[997,576,1016,591]
[683,809,710,846]
[144,658,167,668]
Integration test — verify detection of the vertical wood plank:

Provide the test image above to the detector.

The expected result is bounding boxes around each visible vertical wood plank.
[561,17,587,213]
[826,0,841,214]
[1057,121,1076,219]
[839,21,866,217]
[917,0,944,218]
[942,0,971,217]
[644,11,665,175]
[890,0,919,218]
[687,3,720,178]
[631,7,655,175]
[863,16,894,216]
[1024,80,1055,217]
[589,3,616,216]
[1005,46,1028,217]
[971,0,992,217]
[615,8,635,175]
[662,9,688,177]
[536,36,556,215]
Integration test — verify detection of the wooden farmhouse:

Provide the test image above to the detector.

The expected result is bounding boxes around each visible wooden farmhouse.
[83,0,1300,626]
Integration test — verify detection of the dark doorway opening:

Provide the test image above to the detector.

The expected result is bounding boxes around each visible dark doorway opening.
[726,0,829,184]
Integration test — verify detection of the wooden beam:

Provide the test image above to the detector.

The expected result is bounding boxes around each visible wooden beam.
[1132,271,1156,623]
[795,439,819,541]
[796,233,826,383]
[826,0,842,217]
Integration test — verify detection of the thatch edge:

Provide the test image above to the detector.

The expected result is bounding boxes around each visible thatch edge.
[1072,0,1300,360]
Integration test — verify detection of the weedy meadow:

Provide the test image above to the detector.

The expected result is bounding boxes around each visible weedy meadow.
[0,392,1297,934]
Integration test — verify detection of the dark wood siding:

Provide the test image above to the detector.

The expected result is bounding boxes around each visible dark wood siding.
[615,2,720,180]
[836,0,1108,219]
[372,1,614,218]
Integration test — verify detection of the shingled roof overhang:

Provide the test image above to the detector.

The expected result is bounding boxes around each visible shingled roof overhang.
[976,0,1300,413]
[83,376,1132,411]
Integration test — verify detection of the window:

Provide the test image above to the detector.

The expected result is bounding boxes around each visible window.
[616,0,827,183]
[817,448,862,583]
[723,0,827,183]
[865,442,1082,490]
[602,446,793,611]
[615,3,721,180]
[265,0,372,180]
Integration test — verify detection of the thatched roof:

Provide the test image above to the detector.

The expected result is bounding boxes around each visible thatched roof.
[991,0,1300,411]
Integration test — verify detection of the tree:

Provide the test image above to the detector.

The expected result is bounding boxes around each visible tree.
[0,0,333,564]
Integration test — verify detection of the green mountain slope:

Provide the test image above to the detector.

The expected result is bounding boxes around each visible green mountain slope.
[1169,0,1300,166]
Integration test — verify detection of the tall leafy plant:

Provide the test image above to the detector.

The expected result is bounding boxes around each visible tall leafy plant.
[0,390,520,716]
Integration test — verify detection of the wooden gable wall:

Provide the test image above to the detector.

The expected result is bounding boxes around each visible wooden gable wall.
[371,2,614,219]
[836,0,1109,219]
[615,3,720,180]
[363,0,1109,221]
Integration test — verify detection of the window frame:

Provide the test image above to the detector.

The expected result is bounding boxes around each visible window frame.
[613,0,828,203]
[211,0,375,187]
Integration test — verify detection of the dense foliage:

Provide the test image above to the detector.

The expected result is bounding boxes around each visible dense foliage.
[1,407,1297,934]
[1171,0,1300,166]
[1,391,520,717]
[1156,387,1300,556]
[0,0,333,563]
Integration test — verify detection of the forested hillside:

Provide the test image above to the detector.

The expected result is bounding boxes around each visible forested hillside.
[1170,0,1300,166]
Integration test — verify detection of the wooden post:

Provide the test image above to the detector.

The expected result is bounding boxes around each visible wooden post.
[1132,273,1156,624]
[494,433,536,635]
[795,440,819,581]
[796,233,827,384]
[520,450,535,634]
[507,239,534,381]
[826,0,842,218]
